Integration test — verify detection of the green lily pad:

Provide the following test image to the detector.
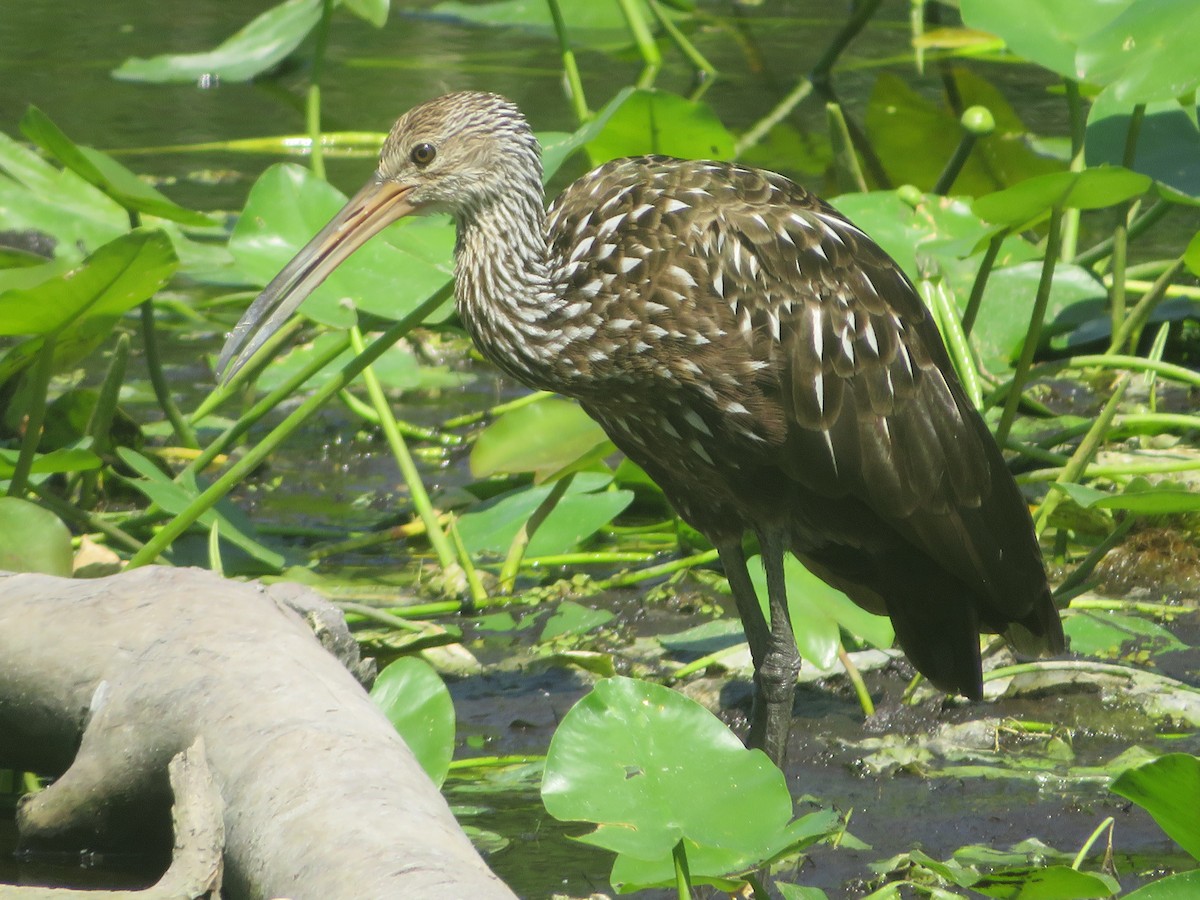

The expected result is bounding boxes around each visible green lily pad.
[370,656,455,787]
[586,89,735,163]
[542,676,839,890]
[540,600,615,641]
[1122,870,1200,900]
[973,167,1152,227]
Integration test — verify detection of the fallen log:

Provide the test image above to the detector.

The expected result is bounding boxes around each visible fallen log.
[0,567,516,900]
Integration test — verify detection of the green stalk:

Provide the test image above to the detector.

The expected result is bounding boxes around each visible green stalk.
[995,207,1063,446]
[498,473,574,592]
[961,231,1005,338]
[838,645,875,718]
[1053,515,1135,602]
[596,548,719,589]
[1109,103,1146,342]
[810,0,882,86]
[647,0,715,81]
[446,514,488,606]
[546,0,589,123]
[338,388,462,446]
[349,324,458,575]
[306,0,336,180]
[1072,817,1115,871]
[79,332,130,508]
[1033,371,1130,535]
[922,278,981,409]
[7,335,56,499]
[31,482,146,553]
[735,78,814,158]
[126,290,449,568]
[827,102,868,194]
[672,840,693,900]
[184,329,353,478]
[190,316,306,423]
[1074,200,1170,267]
[141,301,198,449]
[442,390,552,429]
[1107,256,1186,354]
[616,0,662,87]
[1018,457,1200,484]
[1059,81,1086,261]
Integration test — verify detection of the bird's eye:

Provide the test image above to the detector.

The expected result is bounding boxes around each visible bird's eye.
[410,142,437,167]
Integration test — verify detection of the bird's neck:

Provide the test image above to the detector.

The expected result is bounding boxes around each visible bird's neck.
[453,188,583,391]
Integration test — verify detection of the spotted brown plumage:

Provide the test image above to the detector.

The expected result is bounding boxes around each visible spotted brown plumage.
[218,91,1064,766]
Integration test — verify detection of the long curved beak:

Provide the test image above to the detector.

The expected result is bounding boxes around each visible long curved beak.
[216,178,419,383]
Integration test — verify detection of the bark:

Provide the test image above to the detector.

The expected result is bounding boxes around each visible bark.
[0,567,516,900]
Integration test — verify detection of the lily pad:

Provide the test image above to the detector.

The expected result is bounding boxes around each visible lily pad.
[0,497,73,576]
[370,656,455,787]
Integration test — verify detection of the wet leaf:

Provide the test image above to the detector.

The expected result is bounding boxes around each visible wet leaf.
[1055,481,1200,514]
[342,0,389,28]
[0,497,72,576]
[370,656,455,787]
[113,0,324,83]
[20,107,215,226]
[540,600,615,641]
[542,676,839,889]
[427,0,654,50]
[0,446,102,479]
[1064,611,1186,659]
[969,864,1120,898]
[748,554,894,670]
[470,397,611,481]
[1111,753,1200,861]
[777,885,831,900]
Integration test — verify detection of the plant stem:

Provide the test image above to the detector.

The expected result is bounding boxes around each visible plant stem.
[616,0,662,87]
[648,0,716,82]
[446,513,489,606]
[827,102,868,193]
[995,207,1063,446]
[1034,371,1130,535]
[672,840,693,900]
[961,232,1005,338]
[498,473,574,592]
[596,548,719,589]
[1059,80,1085,261]
[1074,200,1170,267]
[126,289,450,568]
[349,324,458,576]
[546,0,589,123]
[306,0,335,180]
[1107,256,1186,354]
[7,335,56,499]
[839,645,875,717]
[141,301,198,449]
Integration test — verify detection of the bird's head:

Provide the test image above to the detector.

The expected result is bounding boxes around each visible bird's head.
[376,91,542,220]
[216,91,540,381]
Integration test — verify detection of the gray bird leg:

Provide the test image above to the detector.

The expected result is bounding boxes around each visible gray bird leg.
[718,536,799,766]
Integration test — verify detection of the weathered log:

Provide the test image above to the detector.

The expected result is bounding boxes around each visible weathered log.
[0,567,516,900]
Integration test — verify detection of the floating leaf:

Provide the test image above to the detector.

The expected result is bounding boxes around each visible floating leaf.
[540,600,615,641]
[113,0,324,83]
[370,656,455,787]
[1085,94,1200,200]
[1122,870,1200,900]
[1063,611,1185,659]
[0,497,73,576]
[542,677,839,891]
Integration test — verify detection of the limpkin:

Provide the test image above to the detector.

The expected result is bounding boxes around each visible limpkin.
[219,91,1064,765]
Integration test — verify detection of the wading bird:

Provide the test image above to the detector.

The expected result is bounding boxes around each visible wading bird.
[218,91,1064,765]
